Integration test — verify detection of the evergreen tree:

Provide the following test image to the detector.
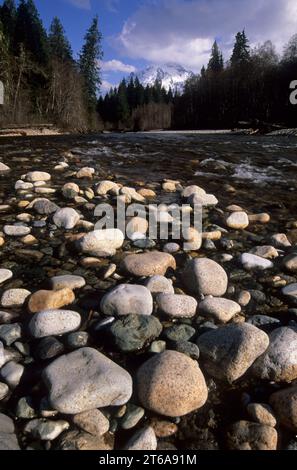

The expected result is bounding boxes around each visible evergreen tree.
[283,34,297,63]
[231,30,250,66]
[14,0,48,64]
[79,16,103,109]
[49,17,72,62]
[207,40,224,73]
[0,0,16,47]
[116,79,129,123]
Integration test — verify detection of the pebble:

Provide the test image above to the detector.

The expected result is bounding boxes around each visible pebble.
[248,213,270,224]
[282,283,297,304]
[110,314,162,352]
[237,290,251,307]
[199,297,241,323]
[0,382,9,400]
[53,208,80,230]
[0,361,24,388]
[1,289,31,308]
[163,243,180,253]
[283,254,297,273]
[122,252,176,277]
[269,385,297,431]
[240,253,274,271]
[138,188,156,198]
[101,284,153,316]
[252,327,297,382]
[15,180,33,191]
[226,211,249,230]
[247,403,276,427]
[24,419,69,440]
[247,315,281,329]
[124,426,157,451]
[149,340,166,354]
[182,185,206,198]
[226,421,277,450]
[0,162,10,172]
[0,413,20,450]
[0,324,22,346]
[249,246,279,259]
[151,419,178,438]
[28,288,75,313]
[145,275,174,295]
[197,323,269,382]
[36,337,65,360]
[62,183,80,199]
[173,341,200,360]
[26,171,51,182]
[78,229,124,257]
[76,167,95,178]
[163,324,196,343]
[49,275,86,291]
[0,269,13,285]
[73,409,109,436]
[57,430,114,450]
[183,258,228,296]
[126,217,148,236]
[156,293,197,318]
[3,225,31,237]
[66,332,89,349]
[270,233,291,249]
[43,347,132,414]
[183,227,202,251]
[33,198,59,215]
[29,310,81,338]
[0,237,4,247]
[95,180,120,196]
[16,396,37,419]
[136,350,208,417]
[188,192,218,207]
[120,403,145,430]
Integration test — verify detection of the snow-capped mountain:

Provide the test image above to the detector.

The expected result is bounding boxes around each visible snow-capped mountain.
[133,63,194,93]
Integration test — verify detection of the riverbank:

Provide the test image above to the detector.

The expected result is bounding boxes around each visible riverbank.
[0,133,297,450]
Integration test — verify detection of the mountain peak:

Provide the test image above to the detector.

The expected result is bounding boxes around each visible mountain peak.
[133,63,194,93]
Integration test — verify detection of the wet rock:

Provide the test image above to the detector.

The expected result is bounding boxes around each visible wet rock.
[122,252,176,277]
[156,293,197,319]
[124,426,157,451]
[226,421,277,450]
[163,324,196,342]
[29,309,81,338]
[120,403,145,430]
[252,327,297,382]
[199,297,241,323]
[1,288,31,308]
[136,350,208,417]
[250,246,279,259]
[0,324,22,346]
[269,385,297,431]
[101,284,153,317]
[73,409,109,436]
[173,341,200,360]
[0,361,24,388]
[32,198,59,215]
[145,276,174,295]
[36,336,65,360]
[3,225,31,237]
[66,331,89,349]
[183,258,228,297]
[28,288,75,313]
[56,430,114,450]
[226,211,249,230]
[0,269,13,285]
[197,323,269,383]
[110,314,162,352]
[62,182,80,199]
[43,347,132,414]
[49,274,86,291]
[0,413,20,450]
[247,403,276,427]
[24,419,69,440]
[53,207,80,230]
[78,229,124,257]
[26,171,51,182]
[240,253,274,271]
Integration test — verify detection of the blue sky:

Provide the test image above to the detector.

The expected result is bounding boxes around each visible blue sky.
[31,1,297,91]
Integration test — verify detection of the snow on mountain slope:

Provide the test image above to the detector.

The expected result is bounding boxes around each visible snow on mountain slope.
[133,63,194,93]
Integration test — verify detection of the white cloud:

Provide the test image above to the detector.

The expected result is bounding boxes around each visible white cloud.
[113,0,297,72]
[104,0,120,13]
[101,59,137,73]
[66,0,91,10]
[101,79,116,93]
